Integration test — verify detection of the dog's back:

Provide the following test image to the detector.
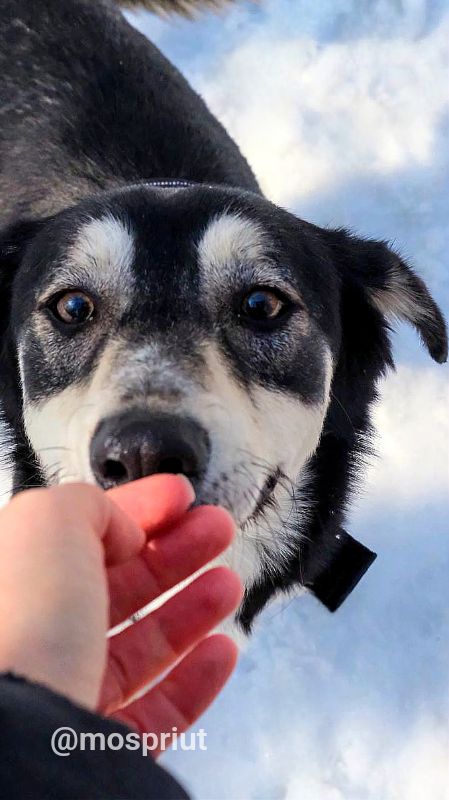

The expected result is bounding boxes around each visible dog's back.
[0,0,259,222]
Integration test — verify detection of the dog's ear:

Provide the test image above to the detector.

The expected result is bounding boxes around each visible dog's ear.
[0,217,49,268]
[0,217,50,338]
[327,229,448,364]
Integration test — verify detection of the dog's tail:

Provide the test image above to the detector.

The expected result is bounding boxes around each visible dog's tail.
[117,0,234,16]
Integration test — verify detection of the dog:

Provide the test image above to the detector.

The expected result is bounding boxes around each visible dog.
[0,0,447,633]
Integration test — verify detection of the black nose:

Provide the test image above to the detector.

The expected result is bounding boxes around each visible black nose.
[90,409,210,490]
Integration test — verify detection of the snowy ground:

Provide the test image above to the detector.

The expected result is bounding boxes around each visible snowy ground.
[1,1,448,798]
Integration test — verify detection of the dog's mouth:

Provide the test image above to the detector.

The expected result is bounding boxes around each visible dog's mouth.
[242,468,281,528]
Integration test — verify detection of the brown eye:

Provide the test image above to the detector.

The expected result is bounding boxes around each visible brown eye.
[241,288,287,323]
[53,291,95,325]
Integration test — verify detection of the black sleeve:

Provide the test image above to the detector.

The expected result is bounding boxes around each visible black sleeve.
[0,673,189,800]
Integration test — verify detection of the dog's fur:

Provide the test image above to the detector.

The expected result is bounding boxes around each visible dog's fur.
[0,0,447,632]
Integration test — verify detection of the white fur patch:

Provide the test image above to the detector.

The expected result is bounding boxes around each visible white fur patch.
[39,214,135,302]
[22,338,125,485]
[197,212,301,304]
[198,212,267,268]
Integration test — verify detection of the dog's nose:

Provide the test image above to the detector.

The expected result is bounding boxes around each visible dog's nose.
[89,409,210,490]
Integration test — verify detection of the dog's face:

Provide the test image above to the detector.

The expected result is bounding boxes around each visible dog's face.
[0,184,446,618]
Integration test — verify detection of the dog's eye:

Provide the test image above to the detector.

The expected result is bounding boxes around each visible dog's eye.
[51,291,95,325]
[241,288,288,324]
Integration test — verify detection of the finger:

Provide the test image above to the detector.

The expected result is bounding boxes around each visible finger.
[108,505,235,627]
[107,474,195,533]
[111,634,238,752]
[5,483,145,567]
[7,475,196,568]
[100,567,242,714]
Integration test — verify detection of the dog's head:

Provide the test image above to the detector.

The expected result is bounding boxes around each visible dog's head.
[0,184,446,627]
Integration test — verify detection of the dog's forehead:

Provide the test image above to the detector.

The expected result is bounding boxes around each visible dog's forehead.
[51,197,286,299]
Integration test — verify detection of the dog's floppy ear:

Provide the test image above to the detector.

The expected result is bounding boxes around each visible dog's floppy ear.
[0,217,50,337]
[0,217,48,268]
[328,229,448,364]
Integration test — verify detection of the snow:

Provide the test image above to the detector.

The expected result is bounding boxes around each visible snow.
[1,0,448,797]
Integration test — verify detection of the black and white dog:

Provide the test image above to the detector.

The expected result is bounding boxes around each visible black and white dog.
[0,0,447,632]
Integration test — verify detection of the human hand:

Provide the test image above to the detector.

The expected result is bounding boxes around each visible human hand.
[0,476,242,747]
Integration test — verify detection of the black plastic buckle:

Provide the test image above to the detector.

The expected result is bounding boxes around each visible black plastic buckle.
[305,529,377,612]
